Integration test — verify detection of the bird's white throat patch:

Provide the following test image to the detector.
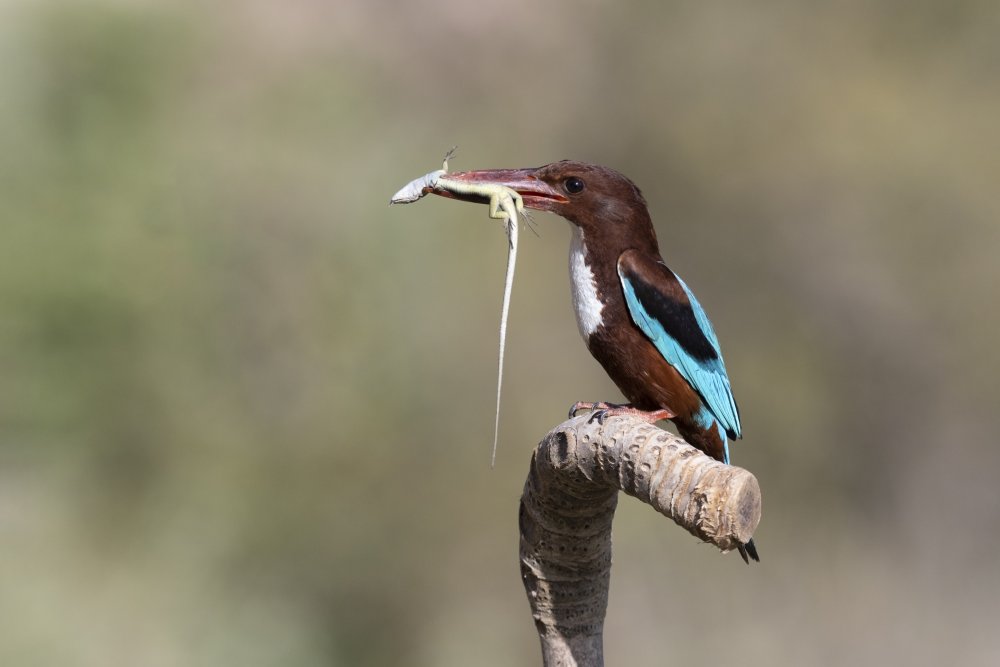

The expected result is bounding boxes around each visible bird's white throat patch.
[569,227,604,339]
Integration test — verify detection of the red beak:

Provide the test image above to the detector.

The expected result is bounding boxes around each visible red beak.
[431,167,568,212]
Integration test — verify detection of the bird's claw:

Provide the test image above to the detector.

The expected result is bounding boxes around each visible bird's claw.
[568,401,618,421]
[569,401,602,419]
[568,401,676,424]
[589,410,609,424]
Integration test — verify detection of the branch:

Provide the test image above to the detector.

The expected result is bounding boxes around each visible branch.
[518,415,762,667]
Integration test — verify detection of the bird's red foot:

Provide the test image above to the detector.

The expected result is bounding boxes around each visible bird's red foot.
[568,401,675,424]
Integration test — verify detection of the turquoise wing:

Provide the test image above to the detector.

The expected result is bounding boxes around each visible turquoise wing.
[617,250,741,440]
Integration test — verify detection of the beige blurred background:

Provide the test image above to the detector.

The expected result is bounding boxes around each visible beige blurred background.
[2,1,998,665]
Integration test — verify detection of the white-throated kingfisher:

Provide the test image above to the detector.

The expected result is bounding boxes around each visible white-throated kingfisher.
[431,160,759,563]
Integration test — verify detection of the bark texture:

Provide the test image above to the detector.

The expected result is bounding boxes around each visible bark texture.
[519,415,762,667]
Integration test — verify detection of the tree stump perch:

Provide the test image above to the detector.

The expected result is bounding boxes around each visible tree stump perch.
[519,414,762,667]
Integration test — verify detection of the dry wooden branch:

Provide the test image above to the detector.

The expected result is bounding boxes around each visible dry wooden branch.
[519,414,762,667]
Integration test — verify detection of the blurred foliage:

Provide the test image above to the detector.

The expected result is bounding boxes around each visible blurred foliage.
[1,1,998,665]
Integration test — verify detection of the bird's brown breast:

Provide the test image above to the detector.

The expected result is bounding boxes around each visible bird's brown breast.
[586,322,702,419]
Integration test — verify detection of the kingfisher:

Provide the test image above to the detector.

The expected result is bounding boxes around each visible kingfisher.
[430,160,759,563]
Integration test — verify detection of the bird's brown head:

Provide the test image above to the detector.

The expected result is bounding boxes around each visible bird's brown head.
[434,160,657,249]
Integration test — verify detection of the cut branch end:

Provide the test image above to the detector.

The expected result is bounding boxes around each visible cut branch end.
[519,414,763,666]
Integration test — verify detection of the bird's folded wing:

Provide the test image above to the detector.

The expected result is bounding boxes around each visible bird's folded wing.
[617,249,741,440]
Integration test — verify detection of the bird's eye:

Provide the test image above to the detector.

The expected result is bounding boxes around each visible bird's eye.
[564,177,585,194]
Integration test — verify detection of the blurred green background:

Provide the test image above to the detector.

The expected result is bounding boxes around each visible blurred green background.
[2,1,998,665]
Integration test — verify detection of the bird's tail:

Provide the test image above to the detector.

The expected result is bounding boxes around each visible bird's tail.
[737,538,760,564]
[677,416,760,564]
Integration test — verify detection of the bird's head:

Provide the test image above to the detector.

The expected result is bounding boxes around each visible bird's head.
[434,160,657,249]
